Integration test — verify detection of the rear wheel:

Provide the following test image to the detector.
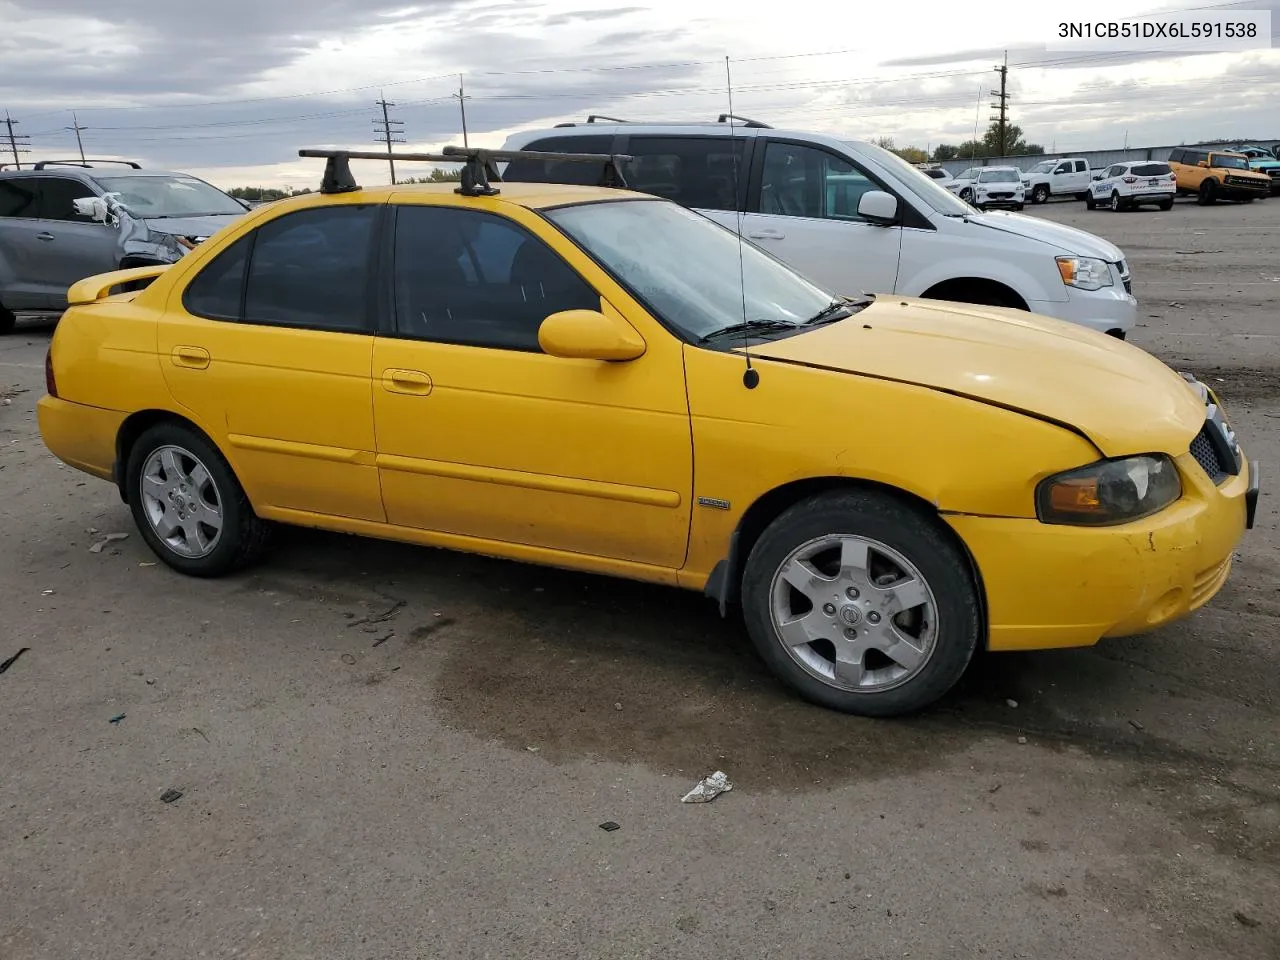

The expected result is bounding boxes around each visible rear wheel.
[1158,198,1173,211]
[1076,192,1090,201]
[0,303,14,335]
[125,422,271,577]
[1197,180,1217,205]
[740,491,981,717]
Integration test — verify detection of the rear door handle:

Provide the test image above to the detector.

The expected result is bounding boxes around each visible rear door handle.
[382,368,433,395]
[36,232,54,242]
[171,345,210,369]
[747,228,784,240]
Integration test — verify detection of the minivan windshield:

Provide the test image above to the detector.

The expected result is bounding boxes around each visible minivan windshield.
[852,140,972,216]
[978,169,1020,183]
[95,175,246,218]
[546,199,839,343]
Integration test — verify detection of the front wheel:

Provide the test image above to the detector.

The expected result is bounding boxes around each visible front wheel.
[1110,191,1125,212]
[1032,185,1049,204]
[1012,203,1024,211]
[1085,193,1097,210]
[125,422,271,577]
[959,187,974,203]
[1197,180,1217,205]
[740,491,981,717]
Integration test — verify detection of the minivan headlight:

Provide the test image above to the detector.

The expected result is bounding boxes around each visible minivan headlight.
[1036,455,1181,526]
[1056,255,1113,291]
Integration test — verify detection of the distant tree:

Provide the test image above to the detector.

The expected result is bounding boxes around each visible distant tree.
[874,136,896,151]
[226,186,308,201]
[893,146,929,163]
[931,143,961,161]
[981,122,1044,157]
[401,167,463,183]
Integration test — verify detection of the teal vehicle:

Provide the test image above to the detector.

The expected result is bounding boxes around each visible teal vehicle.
[1229,145,1280,195]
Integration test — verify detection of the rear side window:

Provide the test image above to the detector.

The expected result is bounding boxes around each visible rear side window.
[0,179,39,217]
[1074,160,1087,172]
[34,177,99,221]
[621,136,746,211]
[182,205,377,331]
[1131,163,1171,177]
[501,135,615,185]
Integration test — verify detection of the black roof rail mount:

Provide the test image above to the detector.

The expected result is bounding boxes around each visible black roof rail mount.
[32,159,143,170]
[299,146,634,196]
[586,115,629,124]
[717,114,772,129]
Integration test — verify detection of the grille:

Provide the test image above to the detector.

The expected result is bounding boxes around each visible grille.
[986,191,1014,199]
[1190,427,1226,483]
[1225,175,1265,188]
[1122,277,1132,294]
[1268,169,1280,180]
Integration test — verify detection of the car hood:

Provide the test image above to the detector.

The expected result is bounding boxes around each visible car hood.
[959,210,1123,260]
[142,214,242,238]
[748,296,1203,456]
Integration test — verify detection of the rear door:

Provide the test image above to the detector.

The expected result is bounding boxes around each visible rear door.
[738,138,902,295]
[26,176,121,304]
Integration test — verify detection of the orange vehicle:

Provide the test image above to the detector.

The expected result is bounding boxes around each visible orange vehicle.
[1167,147,1271,204]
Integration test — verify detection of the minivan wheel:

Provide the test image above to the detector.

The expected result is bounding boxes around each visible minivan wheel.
[1032,185,1049,204]
[740,491,981,717]
[0,302,15,335]
[125,422,271,577]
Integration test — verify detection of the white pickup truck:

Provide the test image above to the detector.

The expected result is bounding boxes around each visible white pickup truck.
[1021,158,1093,204]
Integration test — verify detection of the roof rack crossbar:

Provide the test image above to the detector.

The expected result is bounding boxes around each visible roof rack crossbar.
[32,159,142,170]
[586,115,629,123]
[717,114,772,129]
[299,146,633,195]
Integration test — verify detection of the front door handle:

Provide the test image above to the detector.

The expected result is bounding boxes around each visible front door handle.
[36,232,54,242]
[171,345,210,369]
[747,228,785,240]
[381,368,433,395]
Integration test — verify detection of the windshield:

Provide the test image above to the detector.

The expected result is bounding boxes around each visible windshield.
[1210,154,1249,170]
[95,175,246,218]
[546,199,836,343]
[978,169,1020,183]
[1029,160,1056,173]
[852,140,971,216]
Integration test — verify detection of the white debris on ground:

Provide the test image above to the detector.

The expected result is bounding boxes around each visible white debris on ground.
[681,770,733,804]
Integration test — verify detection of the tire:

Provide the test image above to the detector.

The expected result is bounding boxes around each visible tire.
[1085,193,1097,210]
[1012,203,1024,211]
[959,187,974,203]
[739,491,981,717]
[0,303,14,335]
[1158,199,1173,211]
[1197,180,1217,205]
[1110,191,1124,212]
[1242,197,1254,204]
[1032,185,1049,204]
[1076,192,1090,201]
[125,422,271,577]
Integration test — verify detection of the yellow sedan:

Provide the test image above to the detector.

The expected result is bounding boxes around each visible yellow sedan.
[36,151,1259,716]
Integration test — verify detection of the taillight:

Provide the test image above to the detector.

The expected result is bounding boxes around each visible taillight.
[45,347,57,398]
[1122,176,1137,183]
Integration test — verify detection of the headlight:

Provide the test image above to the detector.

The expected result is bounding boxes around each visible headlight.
[1056,255,1113,291]
[1036,455,1181,526]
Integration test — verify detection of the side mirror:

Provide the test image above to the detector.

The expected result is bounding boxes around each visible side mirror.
[1198,160,1209,168]
[72,196,111,223]
[1092,173,1103,180]
[857,190,898,225]
[538,309,646,362]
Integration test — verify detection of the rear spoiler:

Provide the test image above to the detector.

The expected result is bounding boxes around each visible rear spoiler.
[67,265,170,305]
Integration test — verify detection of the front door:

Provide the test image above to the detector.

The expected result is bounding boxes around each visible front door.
[736,139,902,297]
[371,200,693,569]
[27,176,121,306]
[156,202,384,522]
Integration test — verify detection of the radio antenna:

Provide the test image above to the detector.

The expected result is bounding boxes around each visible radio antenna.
[726,55,758,389]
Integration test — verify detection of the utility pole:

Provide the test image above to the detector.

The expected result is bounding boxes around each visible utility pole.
[989,50,1010,157]
[4,112,30,169]
[373,94,405,184]
[66,111,88,164]
[454,75,470,149]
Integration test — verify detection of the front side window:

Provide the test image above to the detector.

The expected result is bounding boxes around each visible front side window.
[1053,162,1072,174]
[34,177,98,222]
[94,175,245,217]
[548,198,835,343]
[621,137,745,211]
[392,205,600,352]
[0,179,38,218]
[759,142,879,221]
[1105,165,1124,179]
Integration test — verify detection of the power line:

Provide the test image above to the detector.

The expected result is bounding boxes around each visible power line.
[373,94,405,184]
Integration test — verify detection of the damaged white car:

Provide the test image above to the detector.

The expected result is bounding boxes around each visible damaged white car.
[0,159,248,333]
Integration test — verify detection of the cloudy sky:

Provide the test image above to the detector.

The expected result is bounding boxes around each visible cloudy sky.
[1,0,1276,189]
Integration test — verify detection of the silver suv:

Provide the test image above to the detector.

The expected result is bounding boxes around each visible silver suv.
[0,159,248,333]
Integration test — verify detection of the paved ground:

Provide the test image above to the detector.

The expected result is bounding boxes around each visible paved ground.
[2,196,1277,960]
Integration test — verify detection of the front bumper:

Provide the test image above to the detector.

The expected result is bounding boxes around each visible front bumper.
[1030,283,1137,335]
[947,450,1256,652]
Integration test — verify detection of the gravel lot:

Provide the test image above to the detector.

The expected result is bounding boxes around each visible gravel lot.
[2,196,1277,960]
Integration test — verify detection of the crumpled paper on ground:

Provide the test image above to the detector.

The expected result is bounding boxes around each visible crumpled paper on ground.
[681,770,733,803]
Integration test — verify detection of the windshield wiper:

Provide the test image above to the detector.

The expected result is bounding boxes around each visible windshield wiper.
[803,297,872,326]
[697,318,798,344]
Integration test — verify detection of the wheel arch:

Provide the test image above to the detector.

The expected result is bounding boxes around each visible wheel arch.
[114,408,220,503]
[703,475,989,646]
[918,276,1030,311]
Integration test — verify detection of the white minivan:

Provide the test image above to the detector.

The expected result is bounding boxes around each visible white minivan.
[501,120,1136,338]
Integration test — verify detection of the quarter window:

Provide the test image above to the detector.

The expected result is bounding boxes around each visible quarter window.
[759,142,880,221]
[392,205,599,352]
[182,236,250,321]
